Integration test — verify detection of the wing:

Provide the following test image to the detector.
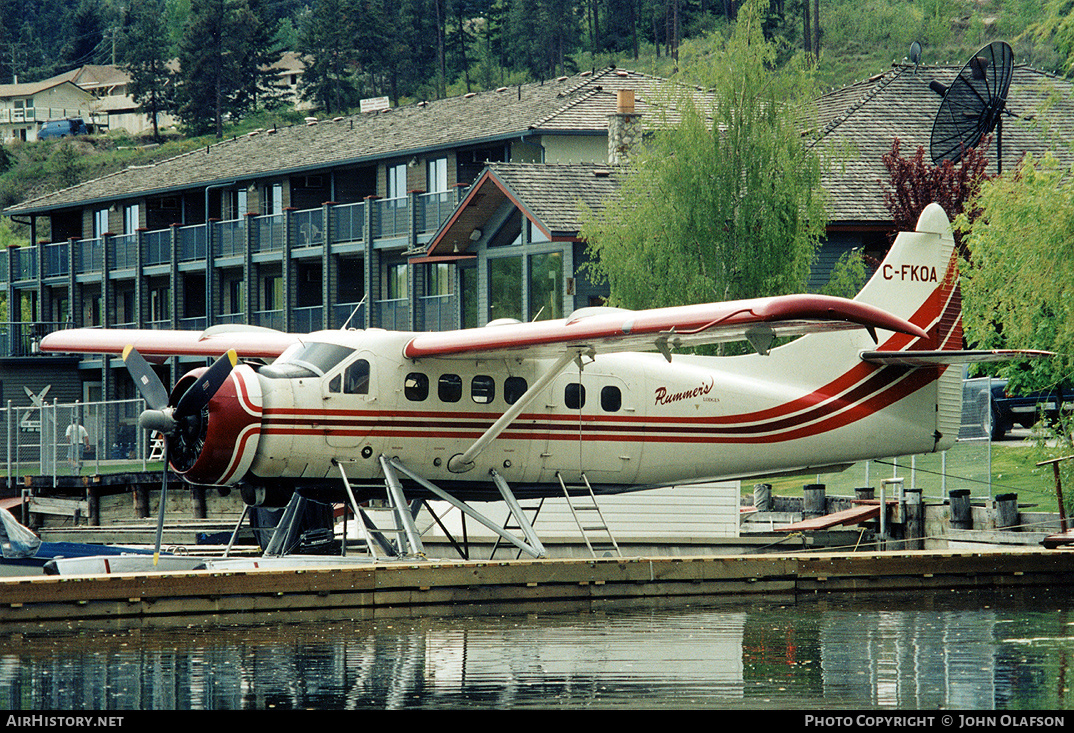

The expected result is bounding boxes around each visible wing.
[38,325,301,362]
[861,349,1055,366]
[403,294,929,360]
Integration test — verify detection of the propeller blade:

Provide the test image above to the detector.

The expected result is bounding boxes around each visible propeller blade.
[122,345,170,411]
[175,349,238,420]
[153,442,168,566]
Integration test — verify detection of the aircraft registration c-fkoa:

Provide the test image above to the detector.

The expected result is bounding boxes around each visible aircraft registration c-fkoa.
[39,204,1046,555]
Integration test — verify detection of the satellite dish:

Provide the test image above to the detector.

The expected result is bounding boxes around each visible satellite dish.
[928,40,1014,172]
[909,41,922,72]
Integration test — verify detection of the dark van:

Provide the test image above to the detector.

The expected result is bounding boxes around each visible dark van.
[38,118,88,140]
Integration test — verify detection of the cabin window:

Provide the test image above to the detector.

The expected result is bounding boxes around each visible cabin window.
[565,383,585,410]
[504,376,528,405]
[405,372,428,401]
[329,359,370,394]
[472,375,495,404]
[439,374,462,403]
[601,385,622,412]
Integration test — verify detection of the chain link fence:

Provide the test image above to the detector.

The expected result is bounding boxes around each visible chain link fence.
[1,399,151,482]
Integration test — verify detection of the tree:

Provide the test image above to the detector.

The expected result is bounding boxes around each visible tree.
[881,137,992,259]
[580,0,828,325]
[957,153,1074,391]
[174,0,262,137]
[123,0,174,142]
[296,0,359,113]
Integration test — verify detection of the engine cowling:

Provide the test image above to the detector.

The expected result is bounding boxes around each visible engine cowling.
[167,363,263,485]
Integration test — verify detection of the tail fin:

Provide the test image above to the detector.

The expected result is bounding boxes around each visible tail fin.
[853,203,961,354]
[853,204,1049,451]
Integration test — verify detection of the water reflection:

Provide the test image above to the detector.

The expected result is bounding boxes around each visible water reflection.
[1,588,1072,709]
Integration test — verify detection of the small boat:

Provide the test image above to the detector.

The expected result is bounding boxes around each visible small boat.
[0,506,171,576]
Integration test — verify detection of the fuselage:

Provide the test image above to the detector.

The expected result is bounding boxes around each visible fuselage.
[207,320,956,502]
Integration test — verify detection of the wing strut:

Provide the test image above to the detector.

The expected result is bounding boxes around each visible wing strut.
[448,348,581,473]
[386,457,547,558]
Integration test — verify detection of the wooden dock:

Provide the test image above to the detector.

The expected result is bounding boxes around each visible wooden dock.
[1,547,1073,629]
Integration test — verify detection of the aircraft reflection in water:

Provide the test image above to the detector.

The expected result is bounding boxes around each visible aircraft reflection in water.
[0,591,1069,709]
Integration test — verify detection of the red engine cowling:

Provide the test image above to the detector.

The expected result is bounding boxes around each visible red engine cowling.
[166,363,263,486]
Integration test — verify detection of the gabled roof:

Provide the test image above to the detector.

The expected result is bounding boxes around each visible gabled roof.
[423,162,621,257]
[814,62,1074,225]
[0,74,91,100]
[4,67,659,216]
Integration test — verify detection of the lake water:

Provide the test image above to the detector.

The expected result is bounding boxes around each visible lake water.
[2,586,1073,710]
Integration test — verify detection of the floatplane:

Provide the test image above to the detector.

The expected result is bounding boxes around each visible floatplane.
[35,204,1046,571]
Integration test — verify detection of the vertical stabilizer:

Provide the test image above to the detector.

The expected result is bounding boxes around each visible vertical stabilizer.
[854,203,962,451]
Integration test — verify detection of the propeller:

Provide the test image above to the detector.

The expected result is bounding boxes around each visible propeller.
[121,346,238,565]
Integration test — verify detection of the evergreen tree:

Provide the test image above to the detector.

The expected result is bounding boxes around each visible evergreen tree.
[123,0,174,142]
[174,0,260,137]
[297,0,359,113]
[61,0,107,68]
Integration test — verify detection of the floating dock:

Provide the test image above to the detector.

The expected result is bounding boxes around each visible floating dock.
[2,547,1073,630]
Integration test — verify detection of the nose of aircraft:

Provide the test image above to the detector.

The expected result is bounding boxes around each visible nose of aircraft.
[122,348,264,485]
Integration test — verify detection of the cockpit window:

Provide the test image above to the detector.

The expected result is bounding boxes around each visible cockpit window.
[261,342,355,379]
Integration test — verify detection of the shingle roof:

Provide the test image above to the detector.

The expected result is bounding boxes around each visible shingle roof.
[4,67,657,216]
[813,62,1074,224]
[423,162,621,257]
[487,162,620,234]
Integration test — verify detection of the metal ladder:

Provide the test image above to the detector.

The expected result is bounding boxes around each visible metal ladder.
[557,472,621,558]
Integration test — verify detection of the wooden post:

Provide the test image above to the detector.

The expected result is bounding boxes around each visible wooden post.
[191,486,207,519]
[86,485,100,526]
[753,483,772,511]
[905,487,923,549]
[949,489,973,530]
[855,486,875,502]
[995,493,1019,530]
[803,483,825,518]
[133,484,150,518]
[1037,455,1070,532]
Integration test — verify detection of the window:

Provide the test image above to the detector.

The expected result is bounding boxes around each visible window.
[439,374,462,403]
[386,262,408,300]
[263,183,283,215]
[324,354,371,391]
[601,385,622,412]
[405,372,429,401]
[387,163,407,201]
[472,375,495,404]
[427,262,452,296]
[565,383,585,410]
[124,205,140,234]
[93,208,109,238]
[504,376,528,405]
[488,257,522,322]
[529,252,563,321]
[264,275,283,311]
[269,343,356,380]
[427,157,448,193]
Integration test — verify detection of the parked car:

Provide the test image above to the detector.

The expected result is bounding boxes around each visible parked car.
[989,378,1074,440]
[38,118,88,140]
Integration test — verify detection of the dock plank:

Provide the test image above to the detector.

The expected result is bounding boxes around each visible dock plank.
[774,505,880,532]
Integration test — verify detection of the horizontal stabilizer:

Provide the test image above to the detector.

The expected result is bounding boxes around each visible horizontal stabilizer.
[860,349,1054,366]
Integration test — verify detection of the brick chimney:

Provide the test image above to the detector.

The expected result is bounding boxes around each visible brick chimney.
[607,90,642,166]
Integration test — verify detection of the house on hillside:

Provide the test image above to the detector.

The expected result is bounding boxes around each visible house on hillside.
[67,64,177,138]
[0,76,99,143]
